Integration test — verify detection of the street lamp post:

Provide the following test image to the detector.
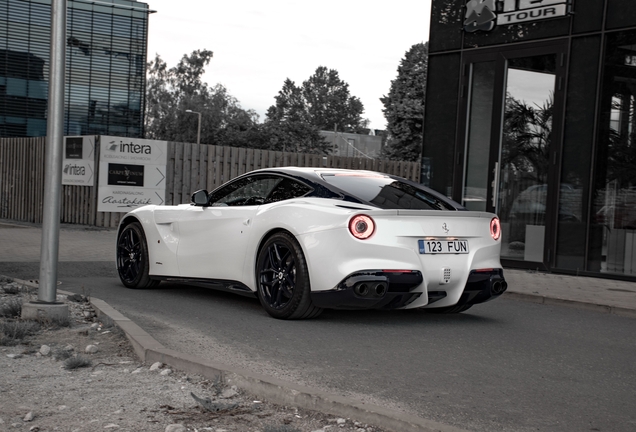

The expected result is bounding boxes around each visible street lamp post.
[185,110,201,145]
[21,0,69,322]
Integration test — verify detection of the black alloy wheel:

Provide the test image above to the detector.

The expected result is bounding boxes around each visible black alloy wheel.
[256,232,322,320]
[116,222,158,289]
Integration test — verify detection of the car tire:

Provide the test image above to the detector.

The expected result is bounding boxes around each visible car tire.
[116,222,159,289]
[256,232,323,320]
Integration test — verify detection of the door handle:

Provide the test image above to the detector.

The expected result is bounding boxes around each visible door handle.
[491,162,499,208]
[243,218,251,226]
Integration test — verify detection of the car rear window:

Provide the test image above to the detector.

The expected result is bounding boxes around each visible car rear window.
[320,173,455,210]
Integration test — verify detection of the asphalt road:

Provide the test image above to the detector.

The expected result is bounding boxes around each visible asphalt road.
[3,261,636,432]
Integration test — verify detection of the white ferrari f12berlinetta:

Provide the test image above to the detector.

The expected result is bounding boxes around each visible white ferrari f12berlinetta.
[116,167,507,319]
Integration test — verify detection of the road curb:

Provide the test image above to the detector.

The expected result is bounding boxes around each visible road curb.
[503,291,636,318]
[85,292,466,432]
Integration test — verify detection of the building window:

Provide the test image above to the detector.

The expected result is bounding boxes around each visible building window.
[0,0,148,138]
[590,30,636,275]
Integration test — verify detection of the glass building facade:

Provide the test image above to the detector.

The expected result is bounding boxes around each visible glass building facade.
[423,0,636,280]
[0,0,150,138]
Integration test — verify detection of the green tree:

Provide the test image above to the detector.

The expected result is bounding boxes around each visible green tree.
[264,67,368,153]
[381,42,428,161]
[265,79,307,124]
[263,78,327,153]
[145,50,260,146]
[145,54,176,140]
[301,66,366,132]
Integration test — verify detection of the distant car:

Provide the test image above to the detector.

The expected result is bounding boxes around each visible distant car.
[116,168,507,319]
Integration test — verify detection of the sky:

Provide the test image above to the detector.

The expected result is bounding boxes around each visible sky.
[145,1,432,131]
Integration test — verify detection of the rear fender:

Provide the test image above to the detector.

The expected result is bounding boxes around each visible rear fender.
[244,200,369,289]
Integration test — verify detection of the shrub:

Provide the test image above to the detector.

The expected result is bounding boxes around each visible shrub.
[54,348,73,361]
[0,298,22,318]
[1,283,21,294]
[42,314,71,329]
[63,355,92,370]
[0,320,41,345]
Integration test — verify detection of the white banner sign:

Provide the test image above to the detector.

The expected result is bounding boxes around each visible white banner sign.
[62,136,95,186]
[97,136,168,212]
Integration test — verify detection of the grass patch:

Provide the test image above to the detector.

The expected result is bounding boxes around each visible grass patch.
[0,298,22,318]
[0,320,41,346]
[54,348,73,361]
[1,283,21,295]
[41,314,71,329]
[64,355,92,370]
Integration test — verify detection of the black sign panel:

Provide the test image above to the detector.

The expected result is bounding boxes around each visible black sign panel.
[107,163,145,187]
[65,137,83,159]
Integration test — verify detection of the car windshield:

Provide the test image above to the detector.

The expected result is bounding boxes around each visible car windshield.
[320,173,455,210]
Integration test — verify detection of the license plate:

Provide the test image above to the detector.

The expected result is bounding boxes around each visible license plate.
[418,239,469,254]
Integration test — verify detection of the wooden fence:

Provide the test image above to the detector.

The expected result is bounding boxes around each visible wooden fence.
[0,137,420,228]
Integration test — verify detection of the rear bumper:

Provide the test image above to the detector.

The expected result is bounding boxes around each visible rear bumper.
[310,269,507,310]
[450,268,507,307]
[311,270,424,310]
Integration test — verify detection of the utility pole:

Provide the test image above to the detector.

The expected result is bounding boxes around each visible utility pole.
[333,123,338,155]
[22,0,69,320]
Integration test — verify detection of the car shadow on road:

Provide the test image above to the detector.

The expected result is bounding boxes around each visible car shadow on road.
[66,277,505,329]
[319,307,503,326]
[152,281,504,326]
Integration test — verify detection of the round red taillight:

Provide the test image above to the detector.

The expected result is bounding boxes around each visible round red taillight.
[349,215,375,240]
[490,217,501,241]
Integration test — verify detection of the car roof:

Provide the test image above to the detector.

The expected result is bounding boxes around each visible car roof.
[237,166,463,210]
[249,166,388,178]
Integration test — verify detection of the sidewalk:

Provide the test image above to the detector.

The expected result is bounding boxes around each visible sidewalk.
[504,269,636,318]
[1,219,635,317]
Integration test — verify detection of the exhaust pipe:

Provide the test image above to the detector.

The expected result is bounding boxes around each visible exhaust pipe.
[354,283,369,296]
[353,282,388,298]
[492,281,502,294]
[374,283,387,297]
[492,280,507,295]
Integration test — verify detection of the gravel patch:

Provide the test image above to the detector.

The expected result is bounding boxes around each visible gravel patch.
[0,277,386,432]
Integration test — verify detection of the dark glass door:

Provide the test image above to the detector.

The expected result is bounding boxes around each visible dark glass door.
[591,30,636,276]
[458,43,567,267]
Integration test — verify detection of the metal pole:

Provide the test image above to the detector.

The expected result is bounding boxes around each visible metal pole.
[185,110,201,144]
[38,0,67,303]
[196,112,201,145]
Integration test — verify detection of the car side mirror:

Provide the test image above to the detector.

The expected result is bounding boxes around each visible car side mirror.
[191,189,209,207]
